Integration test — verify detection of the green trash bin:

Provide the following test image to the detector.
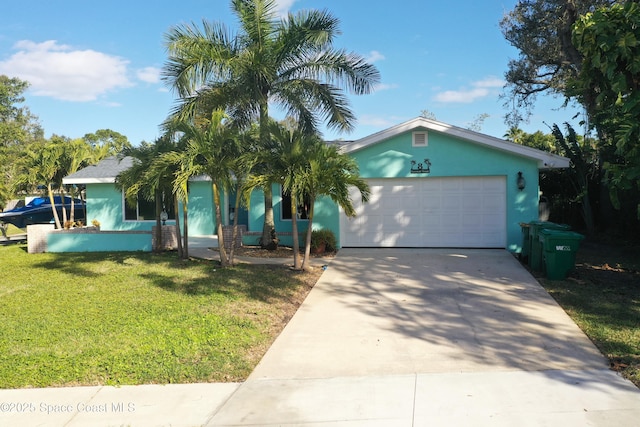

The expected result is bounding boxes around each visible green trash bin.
[539,229,585,280]
[519,222,531,262]
[528,221,571,271]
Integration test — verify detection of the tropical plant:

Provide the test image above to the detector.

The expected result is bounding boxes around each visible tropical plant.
[116,137,179,253]
[550,123,598,235]
[572,1,640,216]
[171,110,241,267]
[59,137,92,223]
[310,228,336,253]
[253,120,317,268]
[294,141,369,271]
[14,140,65,228]
[162,0,380,249]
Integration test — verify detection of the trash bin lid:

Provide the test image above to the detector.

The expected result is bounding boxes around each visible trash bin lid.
[539,229,585,242]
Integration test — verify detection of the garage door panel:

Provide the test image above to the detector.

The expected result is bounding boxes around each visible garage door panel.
[341,176,506,248]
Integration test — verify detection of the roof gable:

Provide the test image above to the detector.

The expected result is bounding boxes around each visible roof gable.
[342,117,570,169]
[63,156,135,184]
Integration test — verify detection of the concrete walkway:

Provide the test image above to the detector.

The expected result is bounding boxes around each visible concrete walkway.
[2,248,640,426]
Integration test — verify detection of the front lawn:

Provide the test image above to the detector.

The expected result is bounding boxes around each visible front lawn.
[0,245,319,388]
[537,239,640,387]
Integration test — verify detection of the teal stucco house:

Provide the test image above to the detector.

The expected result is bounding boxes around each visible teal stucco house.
[57,117,569,253]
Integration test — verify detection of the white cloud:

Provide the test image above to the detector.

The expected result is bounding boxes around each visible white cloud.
[373,82,399,92]
[474,76,505,88]
[366,50,385,63]
[0,40,133,102]
[275,0,299,16]
[433,76,505,104]
[434,88,490,103]
[358,114,402,128]
[136,66,161,84]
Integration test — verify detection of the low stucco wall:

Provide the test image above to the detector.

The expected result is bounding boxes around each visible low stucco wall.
[47,228,152,253]
[27,224,55,254]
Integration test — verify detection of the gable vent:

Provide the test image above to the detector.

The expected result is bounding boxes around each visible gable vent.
[413,131,428,147]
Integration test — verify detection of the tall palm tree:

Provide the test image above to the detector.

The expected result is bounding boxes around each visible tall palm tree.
[295,142,369,271]
[172,110,241,267]
[162,0,380,249]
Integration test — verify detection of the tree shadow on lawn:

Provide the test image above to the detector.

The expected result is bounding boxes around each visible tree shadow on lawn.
[140,263,309,301]
[30,250,177,279]
[31,249,313,303]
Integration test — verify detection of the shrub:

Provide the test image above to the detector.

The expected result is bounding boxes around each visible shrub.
[310,229,336,252]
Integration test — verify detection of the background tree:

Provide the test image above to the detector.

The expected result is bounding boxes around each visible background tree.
[571,1,640,222]
[0,76,43,207]
[82,129,131,164]
[163,0,380,249]
[500,0,615,126]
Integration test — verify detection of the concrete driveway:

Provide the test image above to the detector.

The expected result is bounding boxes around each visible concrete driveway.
[209,248,640,426]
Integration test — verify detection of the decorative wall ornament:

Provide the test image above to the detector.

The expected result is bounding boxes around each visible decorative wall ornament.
[410,159,431,174]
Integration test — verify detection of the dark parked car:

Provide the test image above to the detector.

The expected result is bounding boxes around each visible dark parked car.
[0,196,85,228]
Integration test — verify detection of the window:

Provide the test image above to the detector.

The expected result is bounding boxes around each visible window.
[123,192,175,221]
[413,131,428,147]
[281,188,310,220]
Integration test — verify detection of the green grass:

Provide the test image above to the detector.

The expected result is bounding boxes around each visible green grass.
[538,241,640,387]
[0,245,315,388]
[2,223,25,236]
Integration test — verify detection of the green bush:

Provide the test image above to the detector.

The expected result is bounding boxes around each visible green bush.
[311,229,336,252]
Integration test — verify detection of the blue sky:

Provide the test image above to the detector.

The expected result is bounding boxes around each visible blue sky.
[0,0,582,145]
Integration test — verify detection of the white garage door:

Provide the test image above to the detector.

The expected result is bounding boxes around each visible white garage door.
[340,176,506,248]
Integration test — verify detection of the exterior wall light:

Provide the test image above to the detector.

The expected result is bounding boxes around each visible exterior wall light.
[160,210,169,225]
[516,171,526,191]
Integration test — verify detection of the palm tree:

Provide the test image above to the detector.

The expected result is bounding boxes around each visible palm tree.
[162,0,380,249]
[504,126,526,144]
[15,140,65,229]
[59,138,92,224]
[296,141,369,271]
[246,120,312,269]
[172,110,241,267]
[116,137,178,253]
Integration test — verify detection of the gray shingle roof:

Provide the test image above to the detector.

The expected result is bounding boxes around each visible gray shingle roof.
[62,156,136,184]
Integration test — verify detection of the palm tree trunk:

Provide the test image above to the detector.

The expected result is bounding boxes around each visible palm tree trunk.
[69,186,75,223]
[182,200,189,259]
[174,193,183,259]
[291,194,301,269]
[259,99,278,250]
[301,200,315,271]
[213,182,229,266]
[154,190,163,253]
[60,188,68,227]
[228,182,242,265]
[261,184,278,250]
[48,184,62,229]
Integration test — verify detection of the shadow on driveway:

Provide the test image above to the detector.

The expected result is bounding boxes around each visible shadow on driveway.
[250,249,607,385]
